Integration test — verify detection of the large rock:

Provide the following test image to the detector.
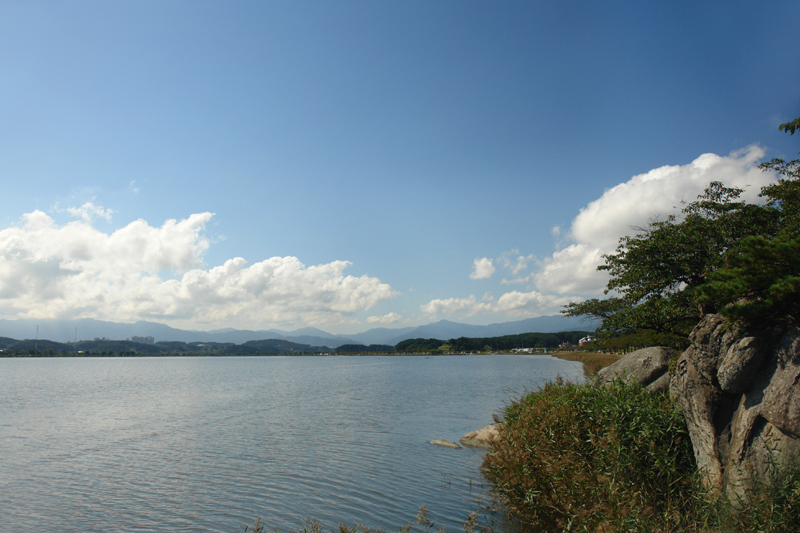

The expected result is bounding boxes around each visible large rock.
[460,424,501,449]
[596,346,677,393]
[670,314,800,502]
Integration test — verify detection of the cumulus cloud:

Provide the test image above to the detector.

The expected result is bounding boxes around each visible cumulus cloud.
[534,146,778,295]
[367,312,405,324]
[421,295,489,316]
[492,290,576,316]
[0,210,396,329]
[500,249,533,276]
[498,249,536,284]
[469,257,496,279]
[422,146,779,323]
[420,291,575,318]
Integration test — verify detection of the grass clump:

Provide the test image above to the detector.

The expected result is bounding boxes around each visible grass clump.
[550,351,622,375]
[712,462,800,532]
[239,505,492,533]
[482,378,698,532]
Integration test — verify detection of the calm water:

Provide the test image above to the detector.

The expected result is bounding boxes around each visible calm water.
[0,355,583,533]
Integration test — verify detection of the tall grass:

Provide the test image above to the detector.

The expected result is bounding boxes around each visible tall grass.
[483,378,696,532]
[238,506,493,533]
[481,378,800,532]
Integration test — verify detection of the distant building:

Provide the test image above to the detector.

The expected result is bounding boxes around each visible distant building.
[578,335,596,347]
[131,336,155,345]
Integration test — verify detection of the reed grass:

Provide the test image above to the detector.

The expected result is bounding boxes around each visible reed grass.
[482,378,800,533]
[550,351,622,375]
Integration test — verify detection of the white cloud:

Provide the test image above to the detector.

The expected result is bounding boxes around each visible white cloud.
[0,210,396,329]
[420,290,576,319]
[367,312,405,324]
[493,290,576,317]
[469,257,495,280]
[66,201,114,223]
[422,146,779,322]
[534,145,778,295]
[534,244,608,294]
[500,250,533,275]
[420,295,489,316]
[498,249,535,283]
[500,276,531,285]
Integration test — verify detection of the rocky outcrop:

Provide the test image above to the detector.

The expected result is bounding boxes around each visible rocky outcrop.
[460,424,500,449]
[596,346,677,394]
[670,314,800,502]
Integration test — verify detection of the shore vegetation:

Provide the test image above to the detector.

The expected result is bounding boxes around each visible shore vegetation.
[484,379,800,532]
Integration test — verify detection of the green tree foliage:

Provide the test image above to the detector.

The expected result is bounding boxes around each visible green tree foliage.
[223,339,326,354]
[334,344,394,353]
[697,158,800,324]
[565,108,800,340]
[779,114,800,135]
[395,332,592,353]
[395,338,444,353]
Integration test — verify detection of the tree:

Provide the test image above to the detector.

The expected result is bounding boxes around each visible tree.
[563,182,778,344]
[696,150,800,324]
[565,107,800,342]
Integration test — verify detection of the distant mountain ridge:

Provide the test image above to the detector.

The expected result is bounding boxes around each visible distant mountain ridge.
[0,315,598,348]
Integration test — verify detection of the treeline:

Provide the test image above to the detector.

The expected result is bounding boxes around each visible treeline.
[1,331,595,357]
[0,337,328,356]
[334,344,394,353]
[396,331,592,353]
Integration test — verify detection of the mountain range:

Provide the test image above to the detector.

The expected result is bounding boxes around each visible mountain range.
[0,315,599,348]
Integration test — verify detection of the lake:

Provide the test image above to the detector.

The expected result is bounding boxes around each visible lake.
[0,355,584,533]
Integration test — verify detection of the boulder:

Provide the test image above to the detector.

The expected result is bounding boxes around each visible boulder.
[596,346,677,393]
[670,314,800,502]
[460,424,501,449]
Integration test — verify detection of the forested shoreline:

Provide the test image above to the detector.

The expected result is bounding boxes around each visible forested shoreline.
[0,330,593,357]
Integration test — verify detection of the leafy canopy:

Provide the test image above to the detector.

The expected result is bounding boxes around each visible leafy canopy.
[564,106,800,344]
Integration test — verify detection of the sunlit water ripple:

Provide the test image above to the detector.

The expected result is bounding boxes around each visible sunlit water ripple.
[1,355,584,533]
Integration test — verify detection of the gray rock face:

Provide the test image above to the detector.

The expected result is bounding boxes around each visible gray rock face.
[596,346,677,394]
[717,336,768,393]
[670,314,800,502]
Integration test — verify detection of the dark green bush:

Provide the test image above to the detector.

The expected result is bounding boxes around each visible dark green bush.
[482,378,697,532]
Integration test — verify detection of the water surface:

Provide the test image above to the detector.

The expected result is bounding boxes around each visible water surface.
[0,354,583,532]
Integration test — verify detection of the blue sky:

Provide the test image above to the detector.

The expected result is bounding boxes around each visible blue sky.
[1,1,799,334]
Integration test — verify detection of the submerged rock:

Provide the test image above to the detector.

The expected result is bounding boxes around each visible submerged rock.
[429,439,461,449]
[460,424,500,449]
